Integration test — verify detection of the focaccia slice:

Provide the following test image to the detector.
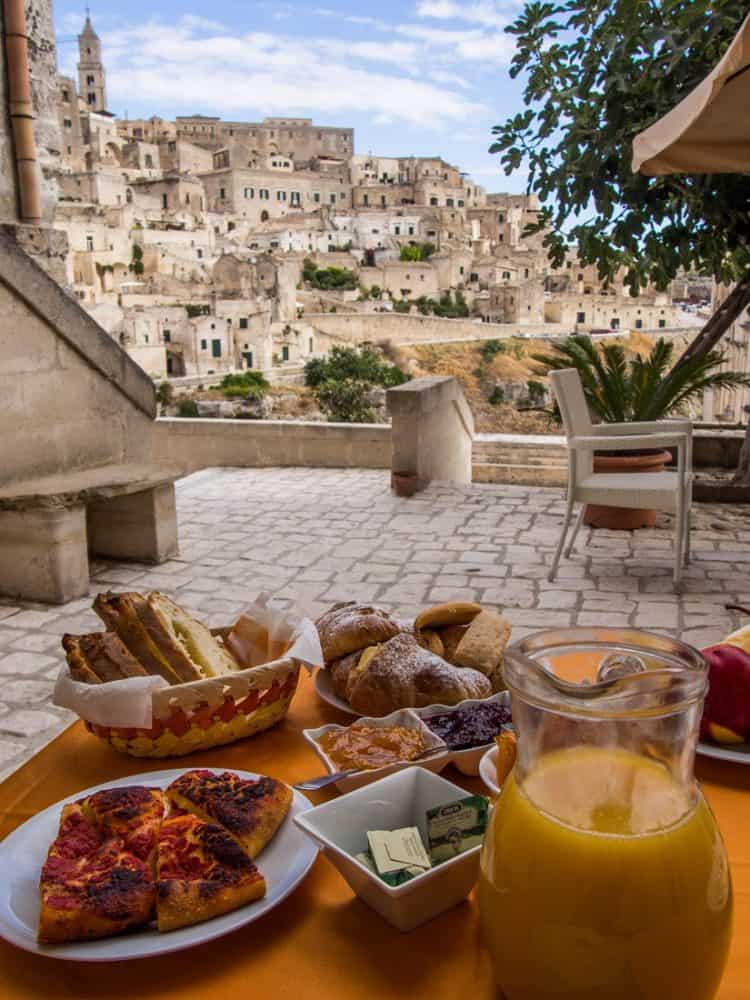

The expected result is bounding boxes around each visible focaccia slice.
[166,770,292,859]
[38,803,155,944]
[156,814,266,932]
[63,632,150,684]
[147,593,239,677]
[93,592,201,684]
[79,787,164,873]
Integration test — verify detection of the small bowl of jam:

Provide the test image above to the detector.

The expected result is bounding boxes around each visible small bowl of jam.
[418,693,512,775]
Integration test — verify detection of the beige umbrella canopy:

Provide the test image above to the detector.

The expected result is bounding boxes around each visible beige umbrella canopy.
[632,12,750,175]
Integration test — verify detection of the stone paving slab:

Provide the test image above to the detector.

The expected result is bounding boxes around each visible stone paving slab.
[0,466,748,782]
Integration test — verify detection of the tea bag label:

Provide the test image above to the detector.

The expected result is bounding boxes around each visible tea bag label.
[367,827,431,875]
[427,795,489,862]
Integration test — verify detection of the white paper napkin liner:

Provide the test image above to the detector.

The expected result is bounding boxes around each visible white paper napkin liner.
[52,592,323,728]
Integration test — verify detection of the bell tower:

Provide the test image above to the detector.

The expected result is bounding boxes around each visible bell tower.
[77,11,108,113]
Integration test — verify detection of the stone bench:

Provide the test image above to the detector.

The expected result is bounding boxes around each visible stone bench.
[0,464,183,604]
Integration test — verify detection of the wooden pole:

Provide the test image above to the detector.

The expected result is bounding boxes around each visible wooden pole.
[2,0,41,223]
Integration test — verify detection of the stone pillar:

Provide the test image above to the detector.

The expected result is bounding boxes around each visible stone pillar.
[387,376,474,495]
[0,505,89,603]
[88,484,178,563]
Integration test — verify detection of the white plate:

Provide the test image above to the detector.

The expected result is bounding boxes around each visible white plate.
[479,746,502,797]
[0,768,317,962]
[697,740,750,765]
[314,667,362,716]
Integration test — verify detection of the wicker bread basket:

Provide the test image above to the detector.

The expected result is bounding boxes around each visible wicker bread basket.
[83,628,301,758]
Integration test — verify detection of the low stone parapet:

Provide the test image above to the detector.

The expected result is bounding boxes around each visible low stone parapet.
[153,418,392,472]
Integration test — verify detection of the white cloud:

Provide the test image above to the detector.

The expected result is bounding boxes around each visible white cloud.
[430,69,472,89]
[396,23,516,64]
[416,1,509,29]
[180,15,226,32]
[99,17,485,128]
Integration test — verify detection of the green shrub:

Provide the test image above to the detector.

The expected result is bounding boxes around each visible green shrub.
[526,379,546,406]
[305,345,408,423]
[316,379,375,423]
[219,370,270,400]
[130,244,144,276]
[489,385,506,405]
[176,399,199,418]
[393,299,411,313]
[185,303,210,318]
[480,339,506,361]
[305,345,406,390]
[155,381,173,408]
[370,285,382,299]
[302,257,357,290]
[398,242,436,262]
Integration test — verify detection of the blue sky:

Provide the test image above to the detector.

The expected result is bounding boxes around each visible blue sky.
[53,1,529,193]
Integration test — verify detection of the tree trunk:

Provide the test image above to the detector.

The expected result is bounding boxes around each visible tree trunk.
[672,271,750,485]
[674,272,750,367]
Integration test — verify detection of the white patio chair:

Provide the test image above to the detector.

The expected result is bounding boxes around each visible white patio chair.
[548,368,693,587]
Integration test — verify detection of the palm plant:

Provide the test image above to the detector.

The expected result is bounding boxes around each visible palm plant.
[534,335,750,424]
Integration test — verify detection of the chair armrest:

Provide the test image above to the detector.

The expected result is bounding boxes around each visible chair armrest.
[569,432,688,452]
[592,420,692,437]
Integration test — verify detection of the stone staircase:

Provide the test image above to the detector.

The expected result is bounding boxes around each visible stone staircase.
[472,433,568,486]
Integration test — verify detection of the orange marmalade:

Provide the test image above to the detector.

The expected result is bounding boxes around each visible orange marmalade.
[319,723,427,770]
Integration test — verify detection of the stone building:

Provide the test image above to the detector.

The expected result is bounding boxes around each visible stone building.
[77,16,107,113]
[45,13,698,387]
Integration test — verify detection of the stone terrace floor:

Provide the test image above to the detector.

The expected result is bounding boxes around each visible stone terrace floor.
[0,466,749,781]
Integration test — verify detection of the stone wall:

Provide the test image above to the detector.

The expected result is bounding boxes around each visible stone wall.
[305,311,564,346]
[25,0,61,225]
[152,418,391,472]
[0,233,156,488]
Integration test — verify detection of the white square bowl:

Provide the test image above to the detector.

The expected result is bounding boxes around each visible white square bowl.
[293,766,483,932]
[303,708,450,792]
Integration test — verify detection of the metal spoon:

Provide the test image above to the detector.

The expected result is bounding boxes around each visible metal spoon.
[294,747,446,791]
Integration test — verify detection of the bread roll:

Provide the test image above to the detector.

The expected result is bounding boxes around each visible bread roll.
[316,602,400,662]
[348,633,491,716]
[329,649,364,701]
[415,602,482,631]
[416,628,445,657]
[453,610,512,678]
[439,624,470,663]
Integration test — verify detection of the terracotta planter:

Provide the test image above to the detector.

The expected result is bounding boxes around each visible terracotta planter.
[584,450,672,530]
[391,471,420,497]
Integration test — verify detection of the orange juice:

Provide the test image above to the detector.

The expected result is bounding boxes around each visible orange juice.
[479,747,732,1000]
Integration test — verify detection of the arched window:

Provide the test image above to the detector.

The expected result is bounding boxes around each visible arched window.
[260,210,269,222]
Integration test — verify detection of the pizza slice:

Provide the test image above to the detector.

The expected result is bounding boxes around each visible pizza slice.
[38,803,155,944]
[156,814,266,932]
[166,770,292,859]
[79,786,164,872]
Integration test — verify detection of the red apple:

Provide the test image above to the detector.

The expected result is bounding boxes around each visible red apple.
[700,643,750,743]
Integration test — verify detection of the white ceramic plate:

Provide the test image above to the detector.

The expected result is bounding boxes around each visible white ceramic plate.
[0,768,317,962]
[314,667,362,716]
[697,740,750,765]
[479,746,501,797]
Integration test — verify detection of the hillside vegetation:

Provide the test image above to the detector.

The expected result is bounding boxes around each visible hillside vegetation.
[397,331,687,434]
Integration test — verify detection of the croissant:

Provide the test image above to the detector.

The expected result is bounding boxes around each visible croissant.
[316,602,400,662]
[348,633,491,716]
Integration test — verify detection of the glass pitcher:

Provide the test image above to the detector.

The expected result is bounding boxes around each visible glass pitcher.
[479,627,733,1000]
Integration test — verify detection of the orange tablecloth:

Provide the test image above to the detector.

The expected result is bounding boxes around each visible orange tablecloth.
[0,670,748,999]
